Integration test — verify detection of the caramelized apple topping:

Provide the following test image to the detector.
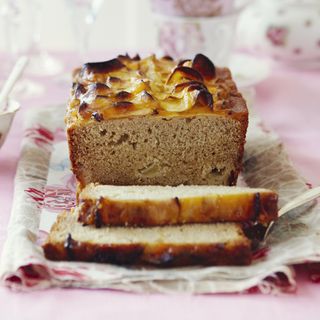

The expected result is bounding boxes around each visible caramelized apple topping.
[196,89,214,109]
[116,91,132,100]
[174,81,207,92]
[82,59,125,74]
[87,83,110,96]
[192,53,216,80]
[67,54,241,122]
[166,66,203,84]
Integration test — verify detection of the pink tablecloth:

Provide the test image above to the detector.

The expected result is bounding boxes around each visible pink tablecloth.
[0,57,319,319]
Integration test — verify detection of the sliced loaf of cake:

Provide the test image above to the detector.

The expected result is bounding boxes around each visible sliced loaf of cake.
[66,54,248,187]
[43,209,252,266]
[78,184,278,227]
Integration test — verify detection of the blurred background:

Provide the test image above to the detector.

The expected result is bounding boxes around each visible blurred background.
[0,0,319,89]
[0,0,319,75]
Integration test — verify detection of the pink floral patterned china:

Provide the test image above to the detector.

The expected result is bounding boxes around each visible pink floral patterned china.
[237,0,320,68]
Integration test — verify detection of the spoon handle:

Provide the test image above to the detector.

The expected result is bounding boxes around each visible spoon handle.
[279,186,320,217]
[264,186,320,241]
[0,56,29,110]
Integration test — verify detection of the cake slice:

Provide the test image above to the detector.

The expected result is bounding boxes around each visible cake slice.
[78,184,278,227]
[66,53,248,187]
[43,209,252,266]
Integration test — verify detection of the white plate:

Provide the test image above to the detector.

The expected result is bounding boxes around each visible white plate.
[229,52,272,88]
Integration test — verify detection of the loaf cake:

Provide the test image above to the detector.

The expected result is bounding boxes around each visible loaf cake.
[43,209,252,266]
[66,53,248,187]
[78,184,278,227]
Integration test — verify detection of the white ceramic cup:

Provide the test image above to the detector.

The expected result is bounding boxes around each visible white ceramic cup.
[153,13,239,65]
[152,0,252,65]
[0,100,20,149]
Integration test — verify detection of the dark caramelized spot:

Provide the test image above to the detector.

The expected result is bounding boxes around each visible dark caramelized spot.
[64,233,74,260]
[94,83,110,95]
[253,193,261,221]
[113,101,134,108]
[95,95,109,100]
[81,58,125,75]
[162,55,174,61]
[74,83,86,98]
[243,222,267,248]
[192,53,216,80]
[187,83,207,91]
[92,112,104,122]
[132,54,141,61]
[174,197,181,210]
[196,89,214,109]
[94,209,102,228]
[79,102,89,115]
[116,91,132,100]
[118,53,131,60]
[109,76,122,83]
[167,66,204,84]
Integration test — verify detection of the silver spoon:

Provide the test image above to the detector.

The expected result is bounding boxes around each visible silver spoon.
[264,186,320,241]
[0,56,29,112]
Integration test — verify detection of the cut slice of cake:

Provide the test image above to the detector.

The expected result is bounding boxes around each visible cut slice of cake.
[43,209,252,266]
[78,184,278,227]
[66,53,248,187]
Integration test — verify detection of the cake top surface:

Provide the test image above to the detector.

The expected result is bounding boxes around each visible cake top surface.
[66,53,247,126]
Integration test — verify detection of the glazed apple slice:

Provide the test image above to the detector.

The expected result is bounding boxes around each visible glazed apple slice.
[80,58,125,81]
[174,81,207,93]
[89,83,110,96]
[84,59,125,74]
[192,54,216,81]
[172,81,213,109]
[196,89,214,109]
[115,91,133,100]
[160,90,198,112]
[166,66,203,84]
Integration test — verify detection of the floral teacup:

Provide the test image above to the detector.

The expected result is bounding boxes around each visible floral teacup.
[237,0,320,68]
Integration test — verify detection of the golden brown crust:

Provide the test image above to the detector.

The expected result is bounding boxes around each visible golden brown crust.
[43,210,252,266]
[78,191,278,227]
[43,237,252,267]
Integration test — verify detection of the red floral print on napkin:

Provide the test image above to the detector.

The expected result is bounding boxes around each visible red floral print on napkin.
[25,125,54,151]
[44,185,76,212]
[25,188,44,208]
